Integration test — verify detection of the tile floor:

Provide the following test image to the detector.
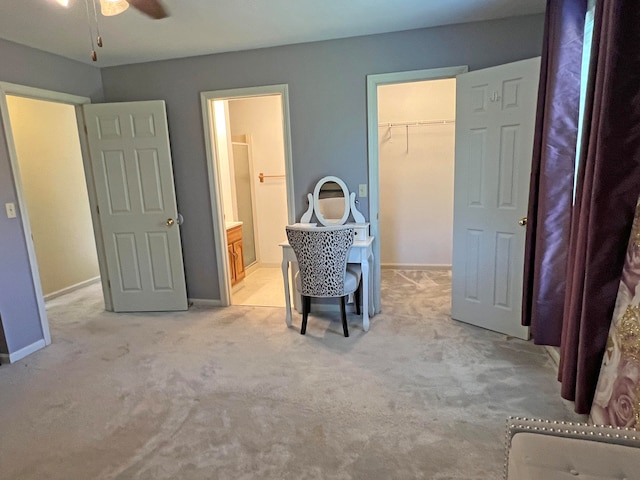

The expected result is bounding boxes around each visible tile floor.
[231,266,288,307]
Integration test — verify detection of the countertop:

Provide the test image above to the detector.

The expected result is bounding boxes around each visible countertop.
[225,221,243,230]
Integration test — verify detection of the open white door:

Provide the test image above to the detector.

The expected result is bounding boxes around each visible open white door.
[451,57,540,339]
[83,100,188,312]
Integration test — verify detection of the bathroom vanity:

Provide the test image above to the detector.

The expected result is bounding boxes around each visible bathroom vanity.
[226,222,245,286]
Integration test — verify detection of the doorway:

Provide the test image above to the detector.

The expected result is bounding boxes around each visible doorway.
[201,85,294,307]
[5,96,101,303]
[377,79,457,270]
[0,82,113,350]
[366,66,468,313]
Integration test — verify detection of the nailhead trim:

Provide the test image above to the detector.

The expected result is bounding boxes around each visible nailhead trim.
[503,417,640,479]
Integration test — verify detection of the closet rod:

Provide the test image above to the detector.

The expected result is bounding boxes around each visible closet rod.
[377,119,455,127]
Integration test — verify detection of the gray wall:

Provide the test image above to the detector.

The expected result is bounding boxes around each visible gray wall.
[0,14,544,357]
[0,39,103,355]
[101,14,544,302]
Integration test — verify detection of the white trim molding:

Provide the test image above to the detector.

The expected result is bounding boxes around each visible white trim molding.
[44,276,101,301]
[381,264,452,270]
[0,339,46,364]
[188,298,224,308]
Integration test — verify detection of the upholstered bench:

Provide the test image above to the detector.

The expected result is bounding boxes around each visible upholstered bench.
[504,417,640,479]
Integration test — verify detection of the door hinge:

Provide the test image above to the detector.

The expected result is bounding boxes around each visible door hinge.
[107,279,111,289]
[96,205,100,214]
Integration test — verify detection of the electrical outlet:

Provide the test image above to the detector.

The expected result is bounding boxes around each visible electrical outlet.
[358,184,368,197]
[5,203,16,219]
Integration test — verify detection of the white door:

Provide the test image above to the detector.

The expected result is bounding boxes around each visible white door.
[451,57,540,339]
[83,100,188,312]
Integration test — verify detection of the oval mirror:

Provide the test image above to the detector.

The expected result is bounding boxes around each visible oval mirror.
[313,176,350,226]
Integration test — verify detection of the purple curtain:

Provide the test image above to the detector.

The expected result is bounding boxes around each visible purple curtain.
[522,0,587,345]
[559,0,640,414]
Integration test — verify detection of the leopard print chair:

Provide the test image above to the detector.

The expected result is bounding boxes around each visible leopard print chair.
[285,224,362,337]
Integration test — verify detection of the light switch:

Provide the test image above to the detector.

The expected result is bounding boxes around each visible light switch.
[358,184,368,198]
[5,203,16,219]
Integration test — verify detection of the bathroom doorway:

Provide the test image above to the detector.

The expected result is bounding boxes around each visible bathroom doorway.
[202,85,294,308]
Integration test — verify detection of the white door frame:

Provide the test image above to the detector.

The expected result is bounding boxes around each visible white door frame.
[0,82,113,351]
[200,84,295,306]
[366,66,468,313]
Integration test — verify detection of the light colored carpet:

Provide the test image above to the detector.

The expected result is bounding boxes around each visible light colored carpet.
[0,269,583,479]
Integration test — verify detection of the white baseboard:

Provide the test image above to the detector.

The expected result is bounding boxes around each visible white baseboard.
[44,276,101,301]
[0,338,46,364]
[381,264,451,270]
[188,298,224,308]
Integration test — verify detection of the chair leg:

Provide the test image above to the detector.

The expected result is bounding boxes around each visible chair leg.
[354,283,361,316]
[301,295,310,335]
[340,296,349,337]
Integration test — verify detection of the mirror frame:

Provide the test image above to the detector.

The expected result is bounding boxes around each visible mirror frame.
[313,176,350,226]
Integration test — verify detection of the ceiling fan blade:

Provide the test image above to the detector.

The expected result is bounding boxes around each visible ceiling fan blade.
[127,0,169,19]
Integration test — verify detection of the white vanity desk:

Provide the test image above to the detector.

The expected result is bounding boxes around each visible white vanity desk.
[280,175,375,332]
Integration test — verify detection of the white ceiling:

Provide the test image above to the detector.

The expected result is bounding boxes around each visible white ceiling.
[0,0,546,67]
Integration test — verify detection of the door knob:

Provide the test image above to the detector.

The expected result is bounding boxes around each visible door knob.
[166,218,175,227]
[518,217,528,227]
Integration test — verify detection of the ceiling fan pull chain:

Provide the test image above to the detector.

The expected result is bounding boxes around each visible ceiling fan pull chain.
[83,0,98,61]
[90,0,104,47]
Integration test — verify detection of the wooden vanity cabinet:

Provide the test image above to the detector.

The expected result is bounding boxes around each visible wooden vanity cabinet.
[226,224,245,285]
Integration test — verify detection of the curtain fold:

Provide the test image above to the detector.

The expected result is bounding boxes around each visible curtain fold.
[524,0,640,414]
[559,0,640,413]
[522,0,587,345]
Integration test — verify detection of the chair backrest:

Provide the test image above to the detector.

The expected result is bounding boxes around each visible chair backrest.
[286,224,355,297]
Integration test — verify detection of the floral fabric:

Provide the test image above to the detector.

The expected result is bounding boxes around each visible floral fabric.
[591,197,640,428]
